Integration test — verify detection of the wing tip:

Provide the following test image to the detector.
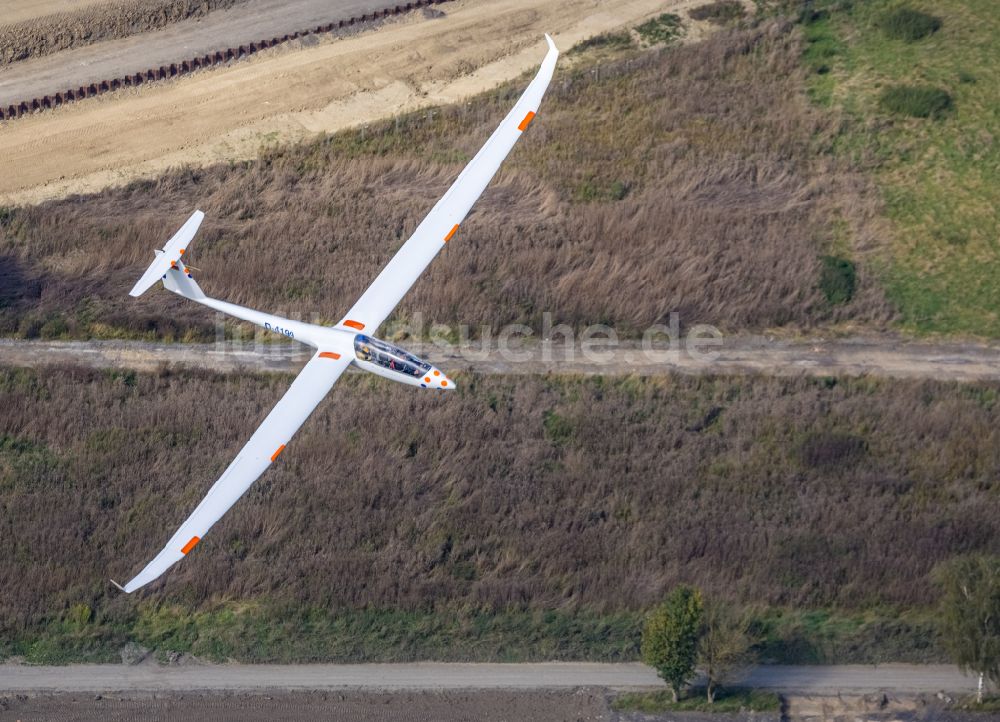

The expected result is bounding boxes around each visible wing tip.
[109,578,129,593]
[544,33,558,54]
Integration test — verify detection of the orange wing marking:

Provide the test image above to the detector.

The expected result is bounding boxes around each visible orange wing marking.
[181,536,200,555]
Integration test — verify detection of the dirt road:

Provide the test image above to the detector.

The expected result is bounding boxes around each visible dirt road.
[0,0,409,106]
[0,661,980,694]
[0,0,701,204]
[3,335,1000,381]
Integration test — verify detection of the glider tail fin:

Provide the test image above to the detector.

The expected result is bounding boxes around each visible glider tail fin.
[129,210,205,297]
[163,258,206,300]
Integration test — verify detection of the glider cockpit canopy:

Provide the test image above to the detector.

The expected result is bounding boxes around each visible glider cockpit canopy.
[353,334,431,379]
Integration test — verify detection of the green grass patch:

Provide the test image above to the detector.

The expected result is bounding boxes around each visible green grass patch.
[1,603,946,665]
[878,84,953,118]
[613,688,781,713]
[804,0,1000,336]
[635,13,685,46]
[4,604,644,665]
[751,608,942,664]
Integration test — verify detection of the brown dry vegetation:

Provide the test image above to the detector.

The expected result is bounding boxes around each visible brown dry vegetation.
[0,21,893,342]
[1,364,998,660]
[0,0,250,65]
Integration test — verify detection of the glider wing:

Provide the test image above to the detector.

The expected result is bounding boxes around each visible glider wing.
[117,349,351,592]
[336,34,559,335]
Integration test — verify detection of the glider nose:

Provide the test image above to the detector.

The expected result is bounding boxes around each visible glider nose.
[422,368,454,390]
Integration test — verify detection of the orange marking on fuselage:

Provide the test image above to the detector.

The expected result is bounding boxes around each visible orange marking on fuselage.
[344,320,365,330]
[517,111,536,131]
[319,351,341,360]
[271,444,286,462]
[181,536,200,554]
[444,224,459,242]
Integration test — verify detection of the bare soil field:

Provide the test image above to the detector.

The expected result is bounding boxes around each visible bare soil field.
[0,0,708,204]
[0,689,615,722]
[2,0,110,26]
[0,689,987,722]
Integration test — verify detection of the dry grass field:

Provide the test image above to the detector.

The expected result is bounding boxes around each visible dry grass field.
[0,21,892,342]
[1,363,997,662]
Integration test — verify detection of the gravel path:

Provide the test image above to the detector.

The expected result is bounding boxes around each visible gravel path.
[0,662,981,694]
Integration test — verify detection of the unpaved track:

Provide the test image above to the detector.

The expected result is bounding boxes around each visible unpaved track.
[0,0,410,107]
[3,335,1000,381]
[0,0,699,204]
[0,662,979,694]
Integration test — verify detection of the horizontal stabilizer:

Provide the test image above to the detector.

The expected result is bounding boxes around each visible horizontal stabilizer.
[129,210,205,297]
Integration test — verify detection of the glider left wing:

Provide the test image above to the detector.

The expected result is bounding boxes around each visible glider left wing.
[117,350,351,592]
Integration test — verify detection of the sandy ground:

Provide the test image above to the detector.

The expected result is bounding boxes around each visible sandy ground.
[0,0,706,205]
[0,0,405,106]
[4,335,1000,381]
[1,0,109,25]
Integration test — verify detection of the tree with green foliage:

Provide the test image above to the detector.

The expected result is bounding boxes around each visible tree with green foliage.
[934,555,1000,703]
[699,598,756,703]
[642,586,704,702]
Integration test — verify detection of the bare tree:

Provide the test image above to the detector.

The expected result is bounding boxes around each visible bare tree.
[699,598,756,703]
[934,555,1000,704]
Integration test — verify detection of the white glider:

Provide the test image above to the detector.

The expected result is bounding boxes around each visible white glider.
[113,35,558,593]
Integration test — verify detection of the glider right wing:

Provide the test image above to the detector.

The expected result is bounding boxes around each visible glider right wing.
[116,349,351,592]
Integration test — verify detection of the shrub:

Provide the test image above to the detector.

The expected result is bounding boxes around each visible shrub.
[880,8,941,42]
[799,431,867,469]
[569,31,634,54]
[689,1,746,25]
[819,255,857,305]
[542,410,575,445]
[879,84,953,118]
